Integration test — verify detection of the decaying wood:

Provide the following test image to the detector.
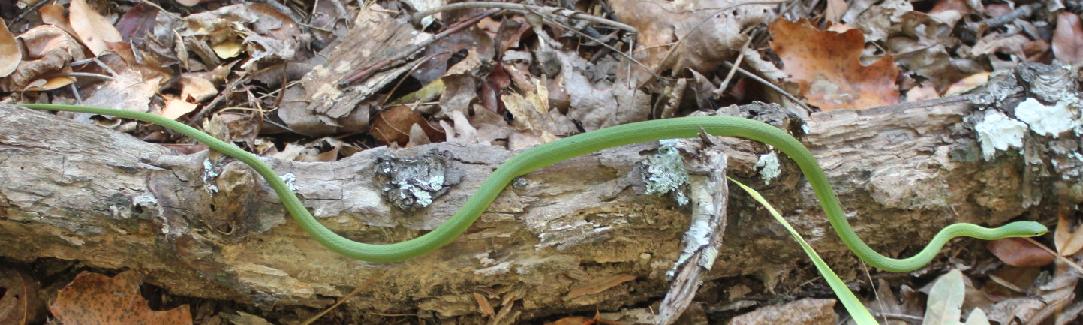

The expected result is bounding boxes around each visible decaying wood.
[1,76,1080,321]
[658,147,729,325]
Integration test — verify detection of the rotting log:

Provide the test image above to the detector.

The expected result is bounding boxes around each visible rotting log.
[0,69,1079,320]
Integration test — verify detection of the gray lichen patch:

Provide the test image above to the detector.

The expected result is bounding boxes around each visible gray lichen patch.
[376,151,450,210]
[1015,98,1079,137]
[202,158,221,194]
[755,151,780,185]
[638,140,689,206]
[105,192,160,220]
[974,109,1027,160]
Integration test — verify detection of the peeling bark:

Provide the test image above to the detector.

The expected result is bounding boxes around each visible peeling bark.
[1,73,1080,321]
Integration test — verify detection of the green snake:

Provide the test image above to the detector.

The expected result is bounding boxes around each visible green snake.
[19,103,1047,272]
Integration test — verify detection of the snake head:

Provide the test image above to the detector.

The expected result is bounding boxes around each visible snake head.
[1005,221,1049,237]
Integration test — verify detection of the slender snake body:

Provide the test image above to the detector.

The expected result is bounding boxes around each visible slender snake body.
[20,104,1047,272]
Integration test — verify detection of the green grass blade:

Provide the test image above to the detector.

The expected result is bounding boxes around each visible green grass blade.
[728,177,877,325]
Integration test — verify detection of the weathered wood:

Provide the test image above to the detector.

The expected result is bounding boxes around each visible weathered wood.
[0,86,1077,321]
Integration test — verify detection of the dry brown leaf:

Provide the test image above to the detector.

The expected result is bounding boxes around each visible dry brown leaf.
[213,40,243,59]
[204,111,259,145]
[115,3,159,42]
[770,19,900,110]
[160,95,199,120]
[862,279,924,322]
[984,266,1041,296]
[885,12,966,90]
[406,123,432,147]
[554,49,647,130]
[50,271,191,325]
[269,138,346,162]
[826,23,858,33]
[479,16,531,54]
[0,268,43,325]
[847,0,912,42]
[1054,209,1083,256]
[0,18,21,78]
[907,82,940,101]
[180,75,217,102]
[986,298,1043,324]
[564,274,636,300]
[502,78,550,132]
[440,106,510,145]
[944,72,989,96]
[38,4,76,36]
[609,0,772,75]
[825,0,848,22]
[23,75,75,91]
[930,0,973,15]
[970,32,1029,58]
[1053,12,1083,65]
[371,105,442,146]
[182,3,303,68]
[986,238,1055,267]
[82,69,161,112]
[2,26,84,91]
[69,0,123,56]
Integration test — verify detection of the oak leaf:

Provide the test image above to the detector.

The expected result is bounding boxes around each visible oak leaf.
[769,19,899,110]
[50,271,191,325]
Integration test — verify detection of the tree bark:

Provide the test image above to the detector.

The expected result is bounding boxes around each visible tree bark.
[0,75,1078,320]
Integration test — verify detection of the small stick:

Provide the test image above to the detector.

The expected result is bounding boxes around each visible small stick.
[65,72,115,81]
[719,61,810,113]
[188,70,250,124]
[714,36,751,98]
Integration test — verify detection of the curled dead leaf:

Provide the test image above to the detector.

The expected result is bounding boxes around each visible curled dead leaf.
[39,4,76,37]
[0,268,43,325]
[115,3,159,42]
[371,105,443,146]
[160,95,199,120]
[1055,208,1083,256]
[180,75,217,102]
[944,72,989,96]
[0,18,20,78]
[1053,12,1083,65]
[986,238,1054,267]
[182,3,304,68]
[23,75,76,91]
[203,111,260,145]
[50,271,191,325]
[212,40,243,59]
[81,68,161,113]
[2,25,85,91]
[69,0,123,56]
[769,19,900,110]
